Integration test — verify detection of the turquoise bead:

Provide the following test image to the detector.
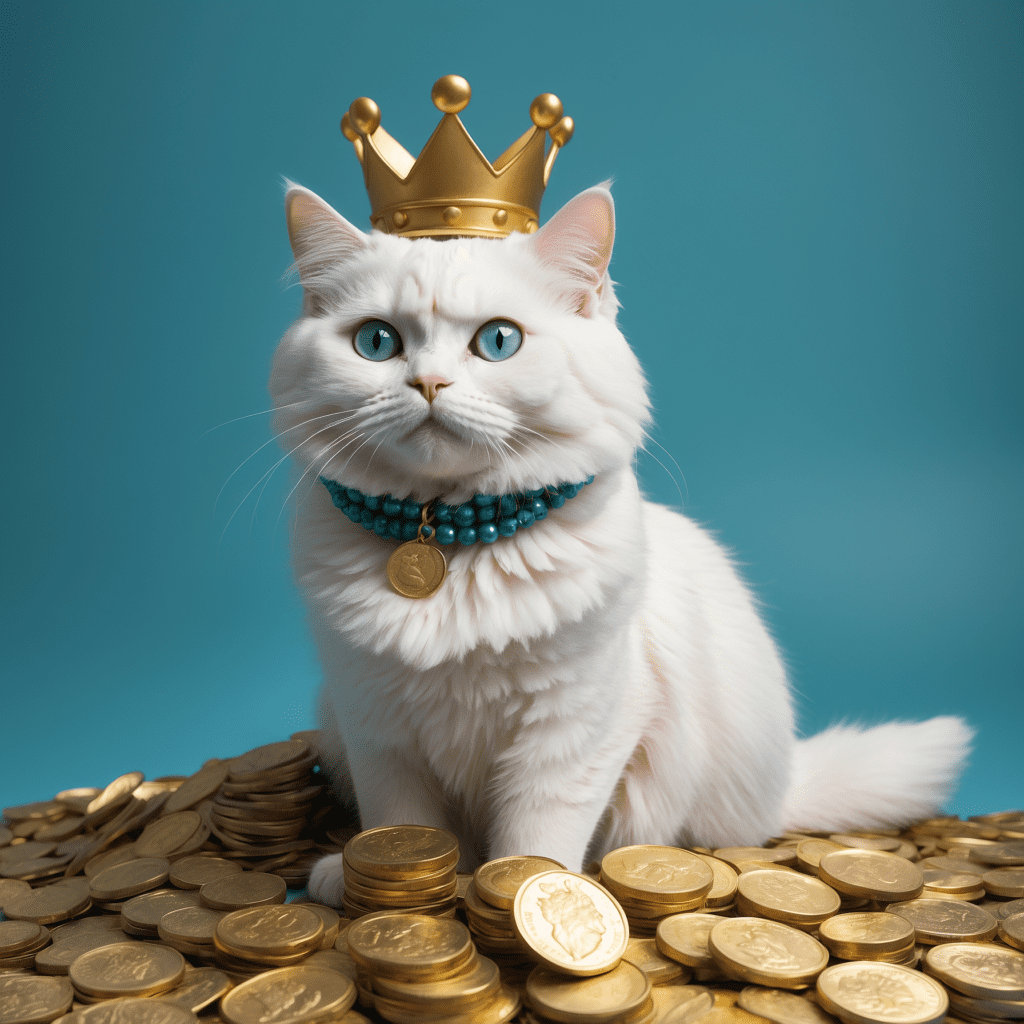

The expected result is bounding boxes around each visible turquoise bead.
[382,496,403,517]
[386,519,402,540]
[498,494,517,517]
[372,514,388,536]
[363,494,382,511]
[434,503,454,523]
[478,523,498,544]
[402,499,421,520]
[473,493,496,507]
[475,504,496,522]
[436,524,456,545]
[345,506,362,523]
[516,509,535,528]
[400,521,419,541]
[547,492,565,508]
[421,524,434,540]
[530,498,548,520]
[527,487,545,499]
[497,517,518,537]
[360,509,375,529]
[453,505,476,527]
[346,487,363,503]
[559,483,578,498]
[457,526,477,545]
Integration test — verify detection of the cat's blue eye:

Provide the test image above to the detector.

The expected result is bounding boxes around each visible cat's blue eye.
[354,320,402,361]
[473,320,523,362]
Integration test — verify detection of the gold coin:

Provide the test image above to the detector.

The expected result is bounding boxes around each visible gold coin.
[920,869,986,895]
[983,867,1024,898]
[69,942,185,999]
[0,920,46,957]
[84,772,144,816]
[372,953,500,1011]
[815,961,947,1024]
[1000,913,1024,951]
[342,825,459,879]
[163,763,230,814]
[919,855,987,876]
[121,888,201,933]
[2,884,90,924]
[885,898,998,944]
[54,788,102,814]
[737,987,838,1024]
[215,904,325,960]
[708,918,829,989]
[692,854,739,908]
[1,801,65,823]
[735,869,840,926]
[167,855,242,889]
[82,841,137,879]
[88,857,170,901]
[387,540,447,599]
[61,998,201,1024]
[714,847,798,869]
[830,834,901,853]
[601,847,714,905]
[199,871,286,911]
[157,905,226,946]
[227,740,310,780]
[133,812,203,859]
[969,841,1024,866]
[345,911,473,979]
[947,986,1024,1020]
[305,947,359,980]
[0,842,58,865]
[34,931,138,975]
[526,960,652,1024]
[159,966,232,1013]
[817,850,924,902]
[923,941,1024,999]
[47,915,125,943]
[0,877,32,910]
[656,913,718,970]
[220,965,356,1024]
[474,856,566,910]
[817,912,915,957]
[296,903,341,948]
[513,870,629,978]
[33,816,86,843]
[0,856,71,882]
[994,898,1024,920]
[623,936,688,985]
[0,974,73,1024]
[650,983,715,1023]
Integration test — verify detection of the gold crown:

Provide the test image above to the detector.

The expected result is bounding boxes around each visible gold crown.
[341,74,573,239]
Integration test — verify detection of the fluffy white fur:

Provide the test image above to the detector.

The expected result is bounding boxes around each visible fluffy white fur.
[269,182,972,908]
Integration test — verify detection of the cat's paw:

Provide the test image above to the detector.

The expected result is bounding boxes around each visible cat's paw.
[307,853,346,908]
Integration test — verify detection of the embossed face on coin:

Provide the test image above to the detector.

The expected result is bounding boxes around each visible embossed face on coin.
[816,961,948,1024]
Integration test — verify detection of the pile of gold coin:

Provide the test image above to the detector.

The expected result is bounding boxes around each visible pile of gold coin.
[340,825,459,920]
[4,743,1024,1024]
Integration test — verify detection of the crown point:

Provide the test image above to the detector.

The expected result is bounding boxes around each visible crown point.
[530,93,563,130]
[340,112,359,142]
[549,115,574,148]
[431,75,471,114]
[349,97,381,136]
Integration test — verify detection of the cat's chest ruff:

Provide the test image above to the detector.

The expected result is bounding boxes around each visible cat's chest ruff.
[296,471,645,672]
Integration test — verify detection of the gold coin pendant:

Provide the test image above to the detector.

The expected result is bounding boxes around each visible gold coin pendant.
[387,541,447,598]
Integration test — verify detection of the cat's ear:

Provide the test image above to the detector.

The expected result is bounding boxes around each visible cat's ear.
[284,182,367,313]
[530,183,615,318]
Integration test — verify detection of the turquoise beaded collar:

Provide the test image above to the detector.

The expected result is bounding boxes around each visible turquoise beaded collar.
[319,475,594,547]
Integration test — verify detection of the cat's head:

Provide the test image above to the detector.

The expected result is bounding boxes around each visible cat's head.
[270,182,649,504]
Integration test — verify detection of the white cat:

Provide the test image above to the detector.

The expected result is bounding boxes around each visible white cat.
[269,181,972,908]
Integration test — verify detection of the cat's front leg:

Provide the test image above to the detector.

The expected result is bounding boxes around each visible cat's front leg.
[308,741,448,907]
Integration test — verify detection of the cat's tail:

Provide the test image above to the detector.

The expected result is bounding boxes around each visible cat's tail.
[782,716,973,832]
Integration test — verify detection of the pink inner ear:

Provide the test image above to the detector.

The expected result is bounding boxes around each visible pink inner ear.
[533,186,616,283]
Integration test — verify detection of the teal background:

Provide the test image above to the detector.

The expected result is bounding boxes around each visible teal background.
[2,3,1021,818]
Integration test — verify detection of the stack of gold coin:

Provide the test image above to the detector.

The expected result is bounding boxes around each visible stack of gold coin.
[734,867,840,930]
[923,942,1024,1024]
[465,856,564,962]
[212,903,325,976]
[689,852,738,912]
[119,887,201,937]
[208,740,322,864]
[340,825,459,919]
[817,911,917,965]
[157,904,225,958]
[600,846,713,935]
[620,936,688,986]
[525,961,654,1023]
[0,919,52,969]
[920,867,986,901]
[346,909,520,1023]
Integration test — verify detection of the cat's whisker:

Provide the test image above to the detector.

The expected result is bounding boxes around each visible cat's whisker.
[214,409,359,515]
[196,398,311,441]
[637,443,686,510]
[219,416,351,550]
[642,436,689,505]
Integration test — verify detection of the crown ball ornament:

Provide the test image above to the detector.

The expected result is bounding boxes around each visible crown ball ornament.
[340,74,573,239]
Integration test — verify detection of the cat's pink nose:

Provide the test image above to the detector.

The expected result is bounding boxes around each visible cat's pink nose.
[410,375,451,404]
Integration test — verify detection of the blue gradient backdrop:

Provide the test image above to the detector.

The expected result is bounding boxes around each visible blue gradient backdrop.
[2,2,1021,816]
